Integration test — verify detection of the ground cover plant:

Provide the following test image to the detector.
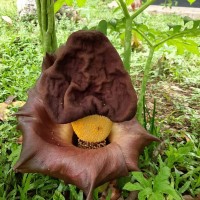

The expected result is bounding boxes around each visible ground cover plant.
[0,0,200,199]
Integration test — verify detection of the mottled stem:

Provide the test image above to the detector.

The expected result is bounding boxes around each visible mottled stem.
[35,0,57,53]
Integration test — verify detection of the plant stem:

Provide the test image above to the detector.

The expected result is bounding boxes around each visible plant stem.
[137,46,155,124]
[133,27,153,47]
[117,0,157,72]
[117,0,132,72]
[131,0,156,20]
[36,0,57,54]
[117,0,130,18]
[123,17,133,72]
[36,0,42,38]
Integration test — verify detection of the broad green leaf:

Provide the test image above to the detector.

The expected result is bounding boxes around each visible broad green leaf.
[123,182,144,191]
[77,0,87,7]
[183,16,193,25]
[138,187,152,200]
[154,166,170,192]
[187,0,196,5]
[159,185,181,200]
[65,0,73,6]
[147,31,156,40]
[149,192,164,200]
[109,19,117,29]
[178,143,193,154]
[193,20,200,29]
[54,0,66,13]
[126,0,133,5]
[167,39,195,55]
[169,39,200,55]
[97,20,108,35]
[135,23,148,32]
[131,172,151,188]
[184,41,200,54]
[155,166,170,182]
[53,190,65,200]
[168,24,182,33]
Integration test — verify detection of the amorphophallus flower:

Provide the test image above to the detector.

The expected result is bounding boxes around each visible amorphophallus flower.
[14,30,159,199]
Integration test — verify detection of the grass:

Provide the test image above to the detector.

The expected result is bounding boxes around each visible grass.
[0,0,200,199]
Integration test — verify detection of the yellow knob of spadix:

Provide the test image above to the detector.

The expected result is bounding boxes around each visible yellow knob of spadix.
[71,115,113,143]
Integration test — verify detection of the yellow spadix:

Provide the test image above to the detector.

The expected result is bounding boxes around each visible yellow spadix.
[71,115,113,142]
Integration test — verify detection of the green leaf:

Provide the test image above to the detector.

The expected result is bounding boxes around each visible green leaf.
[97,20,108,35]
[109,19,117,29]
[123,182,144,191]
[183,16,193,25]
[179,181,191,194]
[106,189,112,200]
[69,185,78,199]
[117,176,131,189]
[132,172,151,188]
[126,0,133,5]
[149,192,164,200]
[167,38,199,55]
[32,195,45,200]
[193,20,200,29]
[159,185,181,200]
[183,39,200,55]
[113,6,121,14]
[53,190,65,200]
[76,0,87,7]
[168,24,182,33]
[54,0,66,13]
[93,189,99,200]
[138,187,152,200]
[77,190,84,200]
[187,0,196,5]
[174,168,183,190]
[65,0,73,6]
[155,166,170,183]
[135,23,149,32]
[153,166,170,192]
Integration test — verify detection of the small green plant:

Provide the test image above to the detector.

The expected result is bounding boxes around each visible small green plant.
[123,164,182,200]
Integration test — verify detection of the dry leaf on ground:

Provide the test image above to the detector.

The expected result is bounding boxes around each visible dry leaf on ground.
[0,102,9,121]
[2,16,12,24]
[0,96,25,121]
[183,195,194,200]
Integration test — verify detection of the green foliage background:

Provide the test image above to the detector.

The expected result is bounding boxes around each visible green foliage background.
[0,0,199,199]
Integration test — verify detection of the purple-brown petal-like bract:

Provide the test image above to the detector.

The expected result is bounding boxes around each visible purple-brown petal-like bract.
[38,30,137,123]
[14,31,159,200]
